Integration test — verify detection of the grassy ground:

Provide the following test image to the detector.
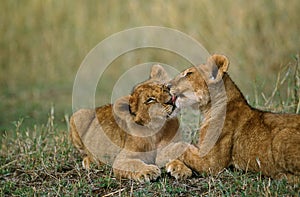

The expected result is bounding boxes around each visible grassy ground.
[1,107,299,196]
[1,0,300,196]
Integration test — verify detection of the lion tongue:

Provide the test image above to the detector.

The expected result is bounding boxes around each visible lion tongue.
[172,95,177,104]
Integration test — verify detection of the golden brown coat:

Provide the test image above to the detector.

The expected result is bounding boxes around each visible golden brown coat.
[168,54,300,183]
[69,65,191,182]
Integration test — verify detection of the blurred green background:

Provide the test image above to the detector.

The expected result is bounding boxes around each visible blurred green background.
[1,0,299,131]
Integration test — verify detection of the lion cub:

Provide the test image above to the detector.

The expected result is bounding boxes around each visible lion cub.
[168,54,300,183]
[70,65,191,182]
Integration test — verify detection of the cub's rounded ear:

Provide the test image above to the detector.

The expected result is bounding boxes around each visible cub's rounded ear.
[150,64,170,83]
[113,95,131,119]
[207,54,229,81]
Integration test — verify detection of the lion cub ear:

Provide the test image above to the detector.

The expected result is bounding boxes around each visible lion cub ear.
[206,54,229,82]
[150,64,170,83]
[113,95,131,120]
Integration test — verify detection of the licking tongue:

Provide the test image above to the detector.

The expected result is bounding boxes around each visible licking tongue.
[171,95,177,104]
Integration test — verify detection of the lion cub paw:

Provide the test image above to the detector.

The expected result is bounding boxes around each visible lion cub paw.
[82,156,91,170]
[135,164,161,182]
[166,159,192,180]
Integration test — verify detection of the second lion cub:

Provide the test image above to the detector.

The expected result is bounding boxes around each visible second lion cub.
[168,54,300,183]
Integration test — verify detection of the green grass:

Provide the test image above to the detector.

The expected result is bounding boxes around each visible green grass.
[1,116,299,196]
[1,0,300,196]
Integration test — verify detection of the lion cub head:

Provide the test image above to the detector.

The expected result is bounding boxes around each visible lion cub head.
[168,54,229,109]
[114,65,177,132]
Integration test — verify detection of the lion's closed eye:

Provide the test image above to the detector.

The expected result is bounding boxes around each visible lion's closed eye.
[145,97,157,104]
[184,71,193,77]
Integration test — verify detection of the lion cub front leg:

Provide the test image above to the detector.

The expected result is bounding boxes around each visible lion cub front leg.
[113,151,161,182]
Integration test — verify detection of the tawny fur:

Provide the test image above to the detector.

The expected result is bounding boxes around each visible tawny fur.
[167,54,300,183]
[69,65,191,182]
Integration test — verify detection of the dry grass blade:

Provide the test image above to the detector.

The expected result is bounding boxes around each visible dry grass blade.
[264,65,289,106]
[293,54,300,113]
[102,188,126,197]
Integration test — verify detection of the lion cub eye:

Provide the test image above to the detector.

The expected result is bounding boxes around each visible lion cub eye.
[184,71,193,77]
[145,97,157,104]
